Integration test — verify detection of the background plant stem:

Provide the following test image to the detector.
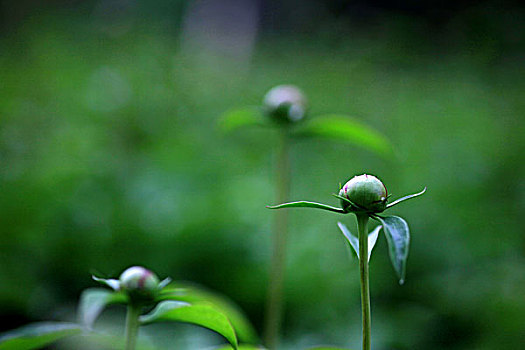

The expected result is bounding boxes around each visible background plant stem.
[124,303,141,350]
[264,129,291,349]
[357,213,371,350]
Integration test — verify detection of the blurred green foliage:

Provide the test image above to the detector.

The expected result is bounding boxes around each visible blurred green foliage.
[0,2,524,349]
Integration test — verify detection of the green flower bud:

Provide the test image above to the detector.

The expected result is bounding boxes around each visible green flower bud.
[119,266,160,302]
[339,174,387,213]
[263,85,307,124]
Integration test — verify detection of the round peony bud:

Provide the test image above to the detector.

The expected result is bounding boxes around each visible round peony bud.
[263,85,307,124]
[339,174,387,213]
[119,266,160,302]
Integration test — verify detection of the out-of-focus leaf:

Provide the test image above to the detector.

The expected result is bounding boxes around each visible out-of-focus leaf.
[78,288,128,329]
[386,187,426,209]
[267,201,345,214]
[374,215,410,284]
[140,301,238,350]
[73,332,157,350]
[307,347,352,350]
[213,346,266,350]
[337,222,381,261]
[214,346,266,350]
[218,107,264,132]
[296,115,393,157]
[158,285,258,343]
[92,276,120,291]
[0,322,82,350]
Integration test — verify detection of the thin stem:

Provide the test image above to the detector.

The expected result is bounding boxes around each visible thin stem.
[264,129,291,349]
[124,303,141,350]
[357,213,371,350]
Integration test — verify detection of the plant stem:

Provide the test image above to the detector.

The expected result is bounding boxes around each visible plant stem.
[357,213,371,350]
[124,303,141,350]
[264,129,291,349]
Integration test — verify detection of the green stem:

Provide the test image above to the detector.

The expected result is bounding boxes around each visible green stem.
[264,129,291,349]
[357,213,371,350]
[124,303,141,350]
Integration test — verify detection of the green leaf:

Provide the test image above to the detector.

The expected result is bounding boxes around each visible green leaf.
[307,347,352,350]
[158,285,258,344]
[386,187,426,209]
[337,222,381,261]
[218,107,264,132]
[92,276,120,291]
[77,332,157,350]
[296,114,393,157]
[267,201,345,214]
[0,322,82,350]
[374,216,410,284]
[78,288,128,329]
[140,301,238,350]
[213,346,266,350]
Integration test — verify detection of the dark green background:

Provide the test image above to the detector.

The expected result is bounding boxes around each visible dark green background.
[0,1,524,349]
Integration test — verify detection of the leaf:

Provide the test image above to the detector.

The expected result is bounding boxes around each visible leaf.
[77,332,158,350]
[140,301,238,350]
[337,222,381,261]
[213,346,266,350]
[0,322,82,350]
[78,288,128,329]
[92,276,120,291]
[296,114,393,157]
[386,187,426,209]
[158,285,258,344]
[307,347,352,350]
[218,107,264,132]
[374,216,410,284]
[267,201,345,214]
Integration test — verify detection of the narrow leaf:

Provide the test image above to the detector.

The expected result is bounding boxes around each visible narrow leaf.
[267,201,345,214]
[218,107,264,132]
[92,276,120,291]
[296,114,393,157]
[140,301,238,349]
[337,222,381,261]
[386,187,426,209]
[78,288,128,329]
[158,285,258,344]
[375,216,410,284]
[0,322,82,350]
[337,222,359,258]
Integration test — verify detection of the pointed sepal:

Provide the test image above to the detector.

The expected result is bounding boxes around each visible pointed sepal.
[386,187,426,209]
[92,276,120,291]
